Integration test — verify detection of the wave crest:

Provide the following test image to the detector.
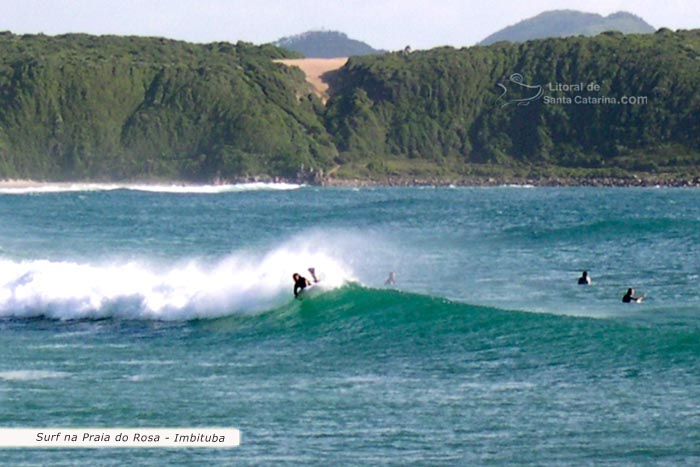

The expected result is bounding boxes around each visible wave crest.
[0,244,352,320]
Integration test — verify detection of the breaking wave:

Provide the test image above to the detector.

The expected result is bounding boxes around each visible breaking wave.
[0,241,352,320]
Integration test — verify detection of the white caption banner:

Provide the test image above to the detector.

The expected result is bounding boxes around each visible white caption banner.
[0,428,240,448]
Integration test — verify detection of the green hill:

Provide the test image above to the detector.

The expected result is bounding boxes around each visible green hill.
[0,32,336,180]
[325,29,700,180]
[0,29,699,184]
[274,31,383,58]
[480,10,655,45]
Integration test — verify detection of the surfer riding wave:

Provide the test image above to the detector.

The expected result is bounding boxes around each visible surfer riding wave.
[293,267,319,297]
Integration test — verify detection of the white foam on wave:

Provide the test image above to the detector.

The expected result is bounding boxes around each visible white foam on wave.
[0,370,70,381]
[0,182,302,195]
[0,237,354,320]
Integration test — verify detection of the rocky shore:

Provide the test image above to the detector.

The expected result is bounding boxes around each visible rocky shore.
[316,174,700,188]
[4,173,700,190]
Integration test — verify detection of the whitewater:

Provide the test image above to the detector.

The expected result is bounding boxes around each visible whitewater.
[2,185,700,466]
[0,243,352,320]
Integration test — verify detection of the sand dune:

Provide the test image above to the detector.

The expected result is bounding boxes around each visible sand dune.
[274,57,348,101]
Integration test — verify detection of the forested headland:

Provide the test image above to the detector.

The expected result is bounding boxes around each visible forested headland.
[0,33,336,181]
[0,29,699,184]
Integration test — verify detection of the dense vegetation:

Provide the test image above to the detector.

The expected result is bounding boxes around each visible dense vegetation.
[274,31,383,59]
[480,10,655,45]
[0,32,336,180]
[326,28,700,180]
[0,29,699,183]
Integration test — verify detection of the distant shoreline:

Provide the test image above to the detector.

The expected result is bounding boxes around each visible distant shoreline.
[4,174,700,189]
[318,174,700,188]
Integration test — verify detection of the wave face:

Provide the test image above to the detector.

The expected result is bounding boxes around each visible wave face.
[245,283,700,362]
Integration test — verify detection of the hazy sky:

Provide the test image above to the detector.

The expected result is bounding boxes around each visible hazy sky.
[1,0,698,50]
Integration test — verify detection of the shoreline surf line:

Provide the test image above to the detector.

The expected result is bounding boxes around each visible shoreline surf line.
[0,181,303,194]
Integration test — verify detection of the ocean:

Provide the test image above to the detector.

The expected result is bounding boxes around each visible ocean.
[1,184,699,465]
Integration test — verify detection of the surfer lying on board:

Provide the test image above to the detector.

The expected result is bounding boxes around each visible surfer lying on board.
[292,268,319,297]
[622,288,645,303]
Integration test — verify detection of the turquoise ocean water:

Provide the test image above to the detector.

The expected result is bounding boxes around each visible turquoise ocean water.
[1,184,699,465]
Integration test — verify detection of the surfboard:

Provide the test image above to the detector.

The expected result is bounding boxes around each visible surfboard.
[296,283,321,299]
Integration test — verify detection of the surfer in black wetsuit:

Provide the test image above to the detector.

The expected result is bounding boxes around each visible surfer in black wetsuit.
[622,288,644,303]
[578,271,591,285]
[293,268,319,297]
[292,273,311,297]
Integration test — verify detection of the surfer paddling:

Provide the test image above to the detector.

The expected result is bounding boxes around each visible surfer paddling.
[622,288,645,303]
[292,268,319,297]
